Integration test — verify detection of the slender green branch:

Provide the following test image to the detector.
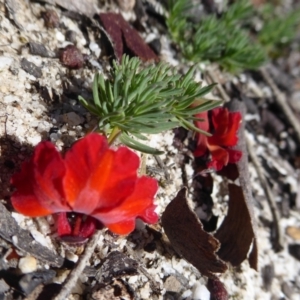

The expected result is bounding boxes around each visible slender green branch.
[107,126,121,145]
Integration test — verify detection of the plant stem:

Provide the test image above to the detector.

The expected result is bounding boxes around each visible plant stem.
[107,126,121,145]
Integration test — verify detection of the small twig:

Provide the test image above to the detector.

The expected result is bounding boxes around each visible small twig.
[206,68,230,103]
[54,230,102,300]
[260,66,300,145]
[246,134,284,252]
[154,155,171,182]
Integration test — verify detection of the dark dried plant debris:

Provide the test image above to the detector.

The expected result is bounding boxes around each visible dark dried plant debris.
[98,13,159,62]
[96,251,139,283]
[216,163,239,181]
[0,203,63,267]
[214,184,255,267]
[161,188,227,279]
[19,270,56,296]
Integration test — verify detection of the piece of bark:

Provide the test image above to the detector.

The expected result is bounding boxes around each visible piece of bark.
[162,188,227,279]
[0,202,63,267]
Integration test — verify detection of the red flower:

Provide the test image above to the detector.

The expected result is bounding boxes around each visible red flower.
[11,133,158,240]
[194,107,242,170]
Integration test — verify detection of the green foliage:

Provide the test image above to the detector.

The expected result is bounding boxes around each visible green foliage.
[258,5,300,56]
[79,55,221,154]
[167,0,192,42]
[167,0,267,72]
[167,0,300,71]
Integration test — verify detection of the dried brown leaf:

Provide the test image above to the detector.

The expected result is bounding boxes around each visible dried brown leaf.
[98,13,159,62]
[214,184,255,267]
[161,188,227,279]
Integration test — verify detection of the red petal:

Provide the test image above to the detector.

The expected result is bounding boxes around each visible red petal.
[194,112,209,157]
[92,177,158,234]
[106,220,136,235]
[211,108,229,136]
[56,212,72,236]
[78,216,97,238]
[11,142,69,216]
[89,146,139,208]
[11,161,51,216]
[63,133,108,212]
[209,110,241,147]
[63,134,140,214]
[194,112,209,132]
[194,133,208,157]
[225,112,242,146]
[33,142,70,212]
[207,145,229,171]
[227,149,242,163]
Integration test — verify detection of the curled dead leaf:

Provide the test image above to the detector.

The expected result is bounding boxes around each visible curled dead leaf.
[214,184,256,267]
[161,188,227,279]
[98,13,158,62]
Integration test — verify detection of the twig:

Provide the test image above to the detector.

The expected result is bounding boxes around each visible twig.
[246,134,284,252]
[260,66,300,145]
[53,230,102,300]
[206,67,230,103]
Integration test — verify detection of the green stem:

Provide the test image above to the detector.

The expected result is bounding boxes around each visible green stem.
[107,127,121,145]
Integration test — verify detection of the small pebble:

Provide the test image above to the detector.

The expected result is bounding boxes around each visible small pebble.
[286,226,300,241]
[164,276,182,293]
[117,0,136,11]
[65,30,77,44]
[59,45,84,69]
[89,42,101,57]
[192,282,210,300]
[19,256,37,274]
[42,9,60,28]
[65,251,79,263]
[62,112,84,126]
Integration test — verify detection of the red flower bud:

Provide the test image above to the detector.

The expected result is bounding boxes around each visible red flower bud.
[194,108,242,171]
